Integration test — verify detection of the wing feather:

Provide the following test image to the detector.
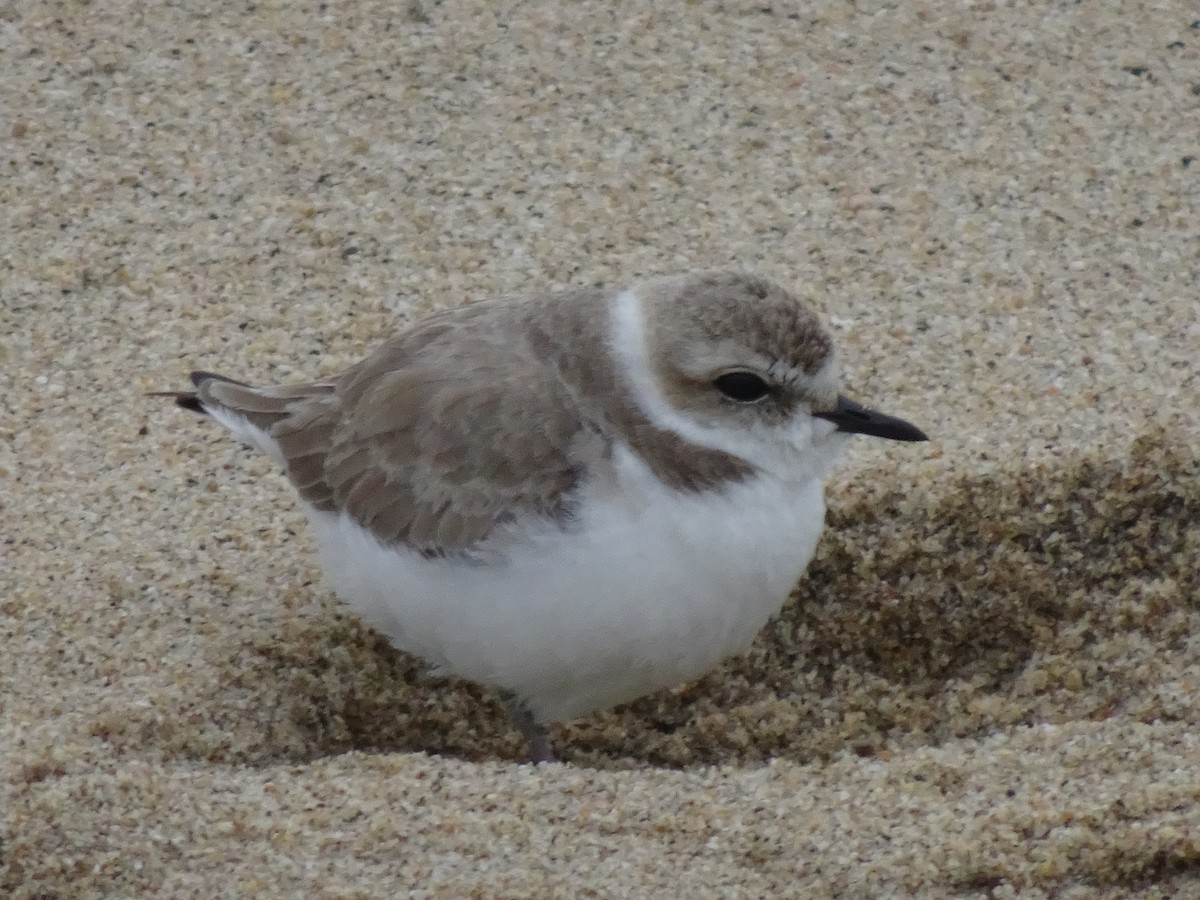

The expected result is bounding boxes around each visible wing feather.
[222,303,598,554]
[185,297,603,555]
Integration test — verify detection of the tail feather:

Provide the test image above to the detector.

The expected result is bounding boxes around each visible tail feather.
[190,370,250,389]
[153,370,338,469]
[148,371,253,415]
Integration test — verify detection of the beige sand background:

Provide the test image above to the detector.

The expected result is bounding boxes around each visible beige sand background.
[3,1,1199,896]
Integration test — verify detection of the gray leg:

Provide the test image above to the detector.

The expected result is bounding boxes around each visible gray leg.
[501,693,556,763]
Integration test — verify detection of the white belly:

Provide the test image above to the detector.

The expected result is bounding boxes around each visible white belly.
[305,447,828,723]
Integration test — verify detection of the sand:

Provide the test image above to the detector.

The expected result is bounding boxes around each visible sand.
[3,1,1199,896]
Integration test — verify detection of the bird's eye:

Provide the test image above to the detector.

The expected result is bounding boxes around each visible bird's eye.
[713,371,770,403]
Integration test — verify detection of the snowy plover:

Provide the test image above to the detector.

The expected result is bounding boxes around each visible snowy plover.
[161,271,926,761]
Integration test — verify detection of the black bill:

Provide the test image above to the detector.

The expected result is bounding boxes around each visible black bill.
[814,394,928,442]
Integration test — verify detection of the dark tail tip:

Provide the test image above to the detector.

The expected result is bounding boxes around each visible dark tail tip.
[150,371,249,415]
[175,393,206,414]
[146,389,208,414]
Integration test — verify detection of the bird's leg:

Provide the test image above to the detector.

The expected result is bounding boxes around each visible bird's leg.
[501,692,556,764]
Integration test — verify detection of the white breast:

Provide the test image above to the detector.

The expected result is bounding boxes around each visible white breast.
[305,444,830,724]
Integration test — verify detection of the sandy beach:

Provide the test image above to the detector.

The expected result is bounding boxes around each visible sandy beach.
[3,1,1199,896]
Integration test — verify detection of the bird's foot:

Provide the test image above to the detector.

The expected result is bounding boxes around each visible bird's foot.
[501,692,556,764]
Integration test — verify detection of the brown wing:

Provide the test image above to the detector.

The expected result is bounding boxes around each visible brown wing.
[206,302,599,555]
